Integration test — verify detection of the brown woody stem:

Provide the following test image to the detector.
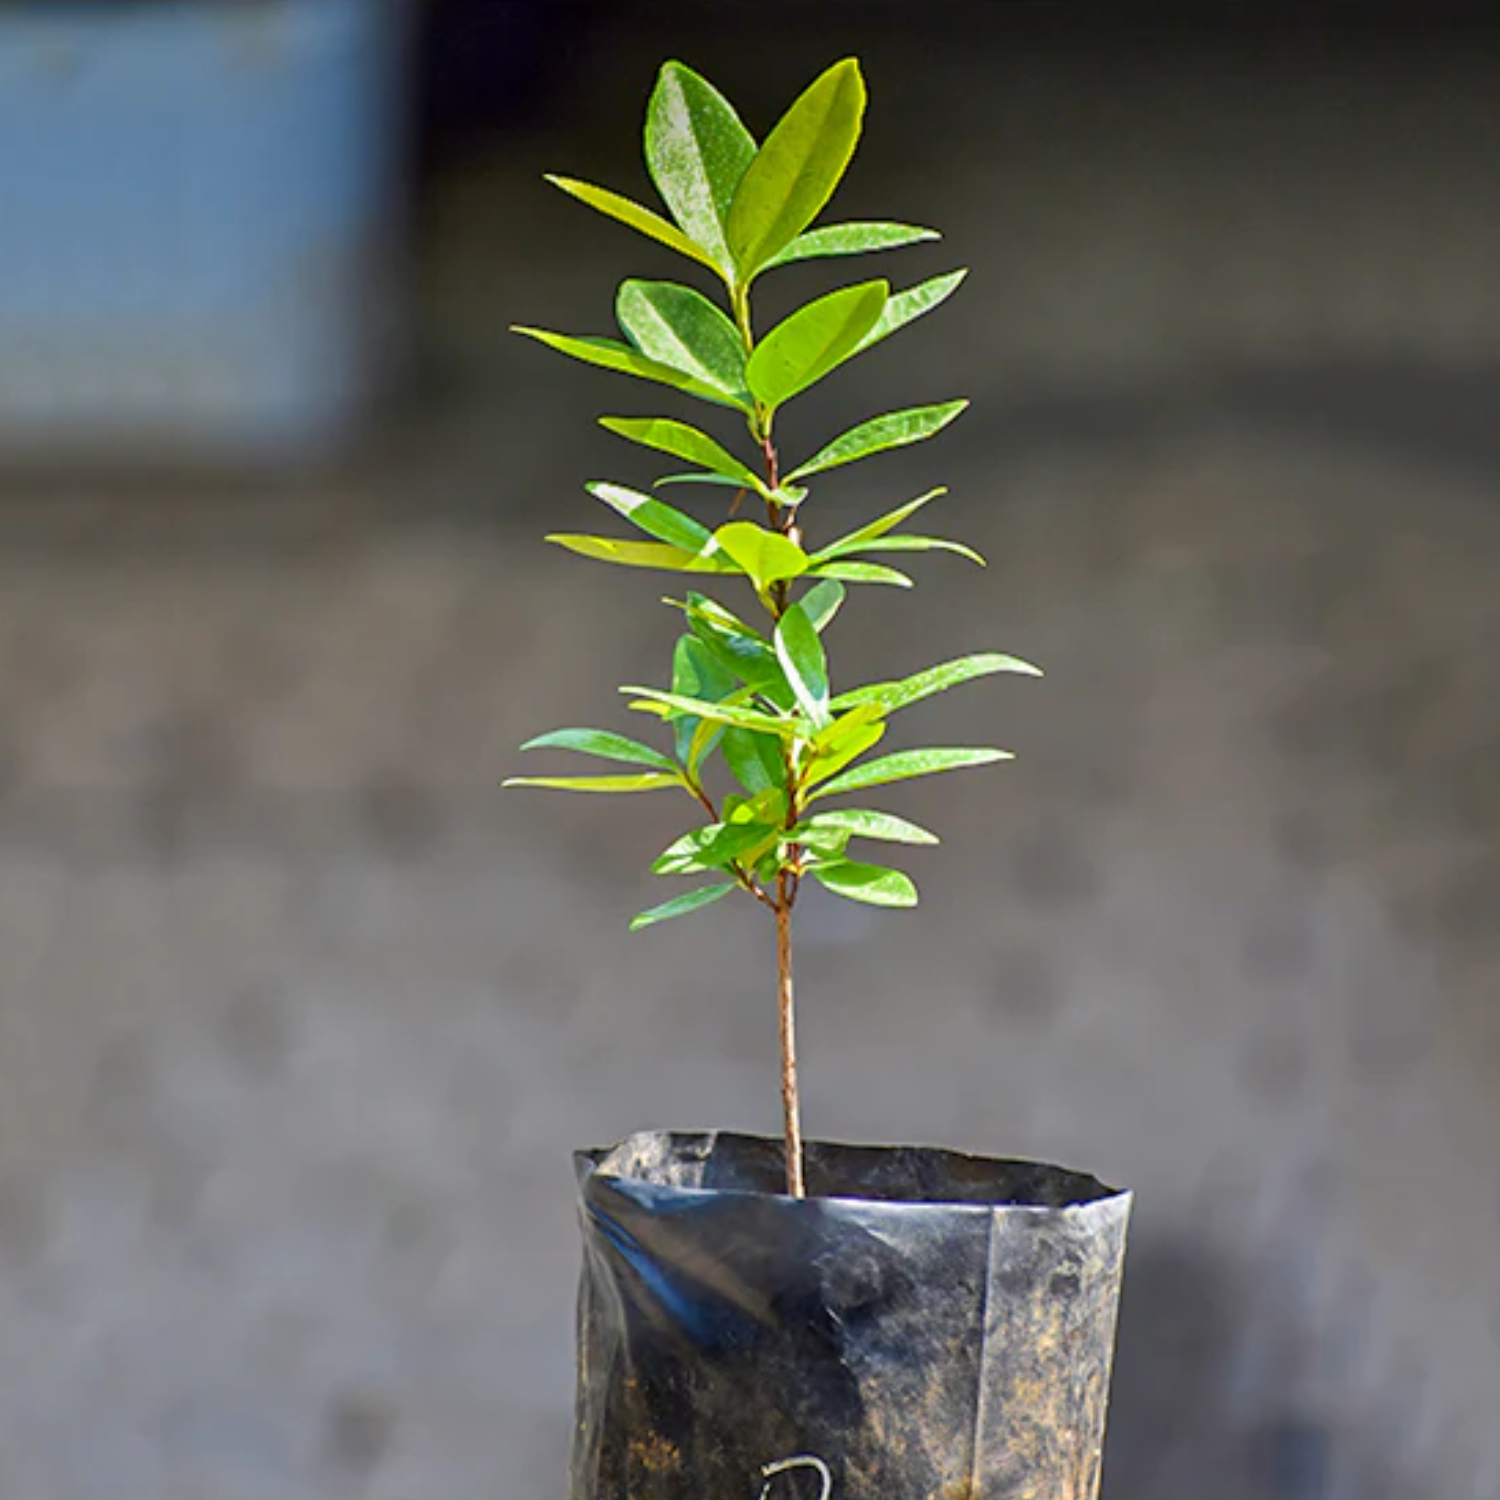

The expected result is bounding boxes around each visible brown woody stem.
[775,880,805,1198]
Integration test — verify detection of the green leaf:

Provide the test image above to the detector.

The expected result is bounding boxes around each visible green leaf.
[813,486,945,553]
[721,726,787,794]
[544,175,720,273]
[624,685,800,738]
[804,703,887,785]
[745,280,888,410]
[546,534,735,573]
[585,481,715,551]
[786,403,968,482]
[599,417,763,491]
[671,634,738,764]
[645,62,758,274]
[817,534,986,567]
[656,471,760,492]
[727,58,867,278]
[679,593,787,698]
[503,772,682,793]
[800,808,939,846]
[512,327,747,411]
[713,520,810,592]
[833,652,1043,714]
[653,816,779,876]
[615,281,749,404]
[855,269,969,354]
[518,727,677,773]
[812,747,1013,800]
[765,221,940,269]
[799,579,846,632]
[631,881,737,930]
[773,602,830,728]
[807,559,913,589]
[809,859,918,908]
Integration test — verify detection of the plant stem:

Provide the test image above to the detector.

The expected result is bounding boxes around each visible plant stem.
[775,877,806,1198]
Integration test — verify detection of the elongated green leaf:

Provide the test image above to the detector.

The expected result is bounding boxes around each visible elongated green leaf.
[631,881,736,930]
[503,772,681,793]
[727,58,867,278]
[624,685,800,738]
[833,653,1043,715]
[512,327,747,411]
[645,62,757,274]
[773,602,830,727]
[599,417,762,490]
[800,808,939,845]
[807,559,913,589]
[653,816,779,876]
[546,533,735,573]
[855,269,969,354]
[615,281,748,402]
[812,747,1013,800]
[671,634,737,765]
[713,520,810,592]
[585,481,715,551]
[679,593,787,698]
[745,280,888,410]
[814,486,945,555]
[804,703,887,785]
[810,859,918,908]
[787,403,968,482]
[518,727,677,772]
[799,579,846,633]
[544,175,719,272]
[818,534,986,566]
[765,221,940,269]
[656,471,759,492]
[721,726,787,794]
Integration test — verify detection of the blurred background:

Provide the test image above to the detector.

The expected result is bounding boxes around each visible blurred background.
[2,1,1499,1496]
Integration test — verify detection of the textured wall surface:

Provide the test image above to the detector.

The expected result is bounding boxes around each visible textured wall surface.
[3,11,1500,1499]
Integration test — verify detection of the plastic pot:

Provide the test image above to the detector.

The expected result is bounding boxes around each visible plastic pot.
[571,1130,1131,1500]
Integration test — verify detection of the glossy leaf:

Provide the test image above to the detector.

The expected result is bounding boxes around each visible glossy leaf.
[807,559,913,589]
[799,578,846,633]
[511,327,746,410]
[809,859,918,908]
[721,726,787,794]
[546,533,734,573]
[814,486,945,554]
[645,62,757,273]
[518,727,677,772]
[745,280,888,410]
[502,772,681,793]
[804,709,887,787]
[855,269,969,354]
[615,281,748,403]
[812,747,1013,800]
[623,685,800,738]
[833,652,1043,715]
[727,58,867,278]
[544,175,718,272]
[713,520,810,592]
[800,808,939,845]
[786,402,968,482]
[630,881,736,930]
[773,602,831,727]
[599,417,762,490]
[679,593,786,697]
[656,471,760,492]
[653,816,779,876]
[765,221,939,269]
[670,634,737,765]
[818,533,985,566]
[585,481,715,551]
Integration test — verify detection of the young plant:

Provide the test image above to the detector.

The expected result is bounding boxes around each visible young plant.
[505,58,1039,1198]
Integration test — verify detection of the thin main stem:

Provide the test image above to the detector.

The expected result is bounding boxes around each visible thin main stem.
[775,882,805,1198]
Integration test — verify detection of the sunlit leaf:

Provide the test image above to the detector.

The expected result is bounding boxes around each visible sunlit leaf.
[678,592,787,698]
[786,403,968,482]
[745,280,888,410]
[854,269,968,354]
[818,534,986,567]
[624,685,801,738]
[656,471,759,492]
[798,578,846,632]
[799,807,939,845]
[809,858,918,908]
[615,281,749,403]
[653,816,780,875]
[671,634,738,765]
[807,559,913,589]
[804,703,887,785]
[645,62,757,274]
[585,481,715,551]
[721,726,787,794]
[833,652,1043,715]
[773,602,831,728]
[630,881,736,930]
[599,417,763,490]
[713,520,810,592]
[543,175,719,272]
[502,772,682,793]
[518,727,677,772]
[546,533,735,573]
[813,486,945,554]
[512,326,747,410]
[812,747,1012,800]
[727,58,867,278]
[765,221,939,269]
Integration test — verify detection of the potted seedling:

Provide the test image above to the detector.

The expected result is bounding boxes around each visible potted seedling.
[506,57,1132,1500]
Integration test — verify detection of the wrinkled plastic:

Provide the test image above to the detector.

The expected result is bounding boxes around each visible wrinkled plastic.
[570,1130,1131,1500]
